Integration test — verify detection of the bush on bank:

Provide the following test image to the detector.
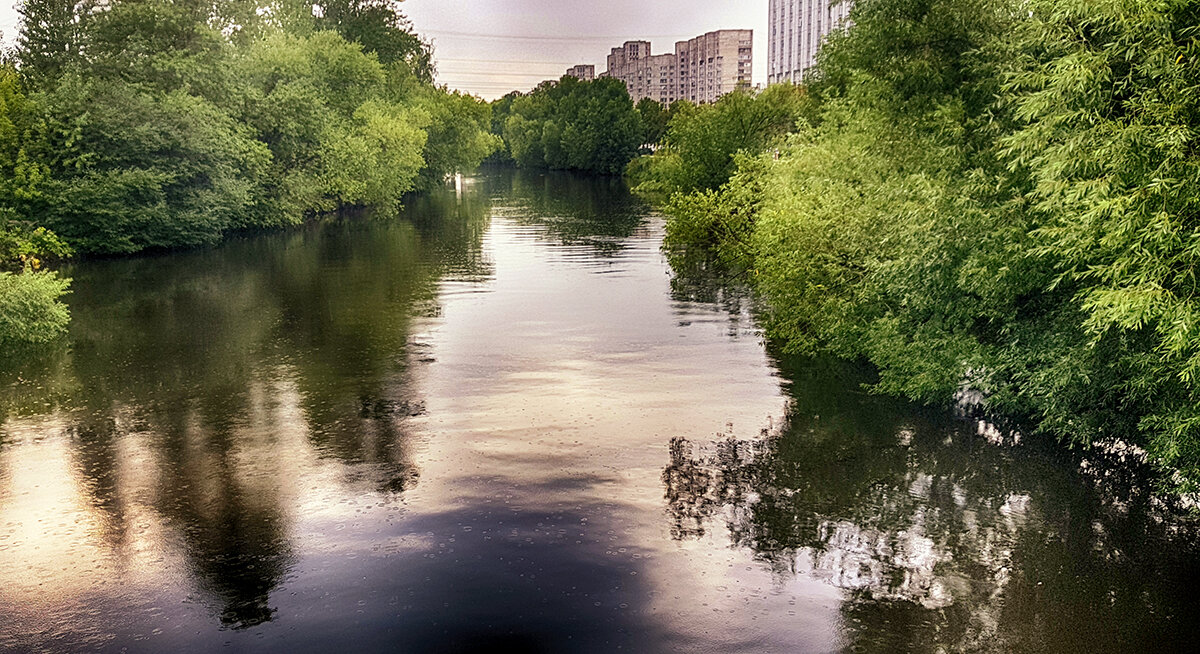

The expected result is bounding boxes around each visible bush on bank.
[646,0,1200,488]
[0,212,72,344]
[0,269,70,345]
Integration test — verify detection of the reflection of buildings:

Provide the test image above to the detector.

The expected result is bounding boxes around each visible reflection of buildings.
[603,30,753,105]
[768,0,852,84]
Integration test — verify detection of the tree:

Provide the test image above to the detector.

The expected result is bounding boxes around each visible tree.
[0,71,70,343]
[314,0,434,82]
[1004,0,1200,481]
[15,0,80,86]
[484,91,520,164]
[237,30,419,218]
[653,0,1200,487]
[23,0,268,252]
[413,88,500,189]
[500,76,641,175]
[635,98,669,146]
[3,0,494,255]
[634,83,812,194]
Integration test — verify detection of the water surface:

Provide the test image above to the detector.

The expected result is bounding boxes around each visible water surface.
[1,170,1198,653]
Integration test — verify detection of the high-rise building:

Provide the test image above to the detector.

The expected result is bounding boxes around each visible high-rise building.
[676,30,755,104]
[603,30,753,105]
[604,42,676,103]
[565,65,596,81]
[768,0,852,84]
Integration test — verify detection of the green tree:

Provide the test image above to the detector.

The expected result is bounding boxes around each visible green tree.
[635,98,669,146]
[10,0,491,253]
[654,0,1200,487]
[413,88,500,189]
[0,65,50,216]
[14,0,268,252]
[237,30,437,217]
[500,76,641,175]
[484,91,520,163]
[314,0,433,81]
[15,0,80,86]
[1004,0,1200,481]
[633,84,812,194]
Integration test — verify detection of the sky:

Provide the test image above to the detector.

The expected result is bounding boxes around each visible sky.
[404,0,768,100]
[1,1,767,101]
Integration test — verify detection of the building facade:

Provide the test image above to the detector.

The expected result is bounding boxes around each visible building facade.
[603,30,753,105]
[565,64,595,81]
[768,0,852,84]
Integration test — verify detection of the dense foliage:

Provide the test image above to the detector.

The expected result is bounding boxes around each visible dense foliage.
[0,212,71,346]
[635,98,670,148]
[494,76,642,175]
[0,0,498,343]
[628,84,814,194]
[1,64,71,344]
[0,265,71,345]
[650,0,1200,488]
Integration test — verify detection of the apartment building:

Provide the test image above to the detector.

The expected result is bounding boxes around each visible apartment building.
[565,64,596,81]
[603,30,753,105]
[768,0,852,84]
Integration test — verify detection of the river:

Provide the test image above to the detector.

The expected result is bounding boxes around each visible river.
[1,170,1198,653]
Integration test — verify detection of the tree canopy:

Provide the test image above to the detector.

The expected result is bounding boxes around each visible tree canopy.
[647,0,1200,488]
[0,0,498,343]
[495,76,642,175]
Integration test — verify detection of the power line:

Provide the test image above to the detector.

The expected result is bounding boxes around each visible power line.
[437,75,562,81]
[437,81,551,88]
[423,29,695,43]
[436,77,548,83]
[438,85,546,93]
[438,57,581,66]
[437,71,565,75]
[437,66,577,72]
[438,70,563,75]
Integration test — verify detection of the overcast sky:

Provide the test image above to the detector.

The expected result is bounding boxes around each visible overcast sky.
[1,1,767,100]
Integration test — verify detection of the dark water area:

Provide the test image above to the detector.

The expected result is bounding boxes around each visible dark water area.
[2,169,1199,653]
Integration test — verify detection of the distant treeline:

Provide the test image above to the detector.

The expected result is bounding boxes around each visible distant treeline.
[1,0,500,344]
[487,76,679,175]
[632,0,1200,489]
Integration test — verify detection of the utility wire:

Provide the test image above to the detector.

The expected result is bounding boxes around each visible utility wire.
[438,58,582,66]
[423,29,695,43]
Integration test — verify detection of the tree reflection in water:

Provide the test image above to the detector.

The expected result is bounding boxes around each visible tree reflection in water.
[662,357,1200,653]
[486,169,649,257]
[0,185,492,632]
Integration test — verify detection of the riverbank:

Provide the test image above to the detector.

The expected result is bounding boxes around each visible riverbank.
[636,0,1200,492]
[1,1,500,344]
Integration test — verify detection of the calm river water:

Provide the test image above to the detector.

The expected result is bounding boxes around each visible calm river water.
[2,170,1199,653]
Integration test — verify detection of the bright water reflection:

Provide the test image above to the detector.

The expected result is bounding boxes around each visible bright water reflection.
[0,170,1198,653]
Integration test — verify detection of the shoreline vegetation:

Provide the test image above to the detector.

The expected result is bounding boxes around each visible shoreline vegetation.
[1,0,501,345]
[4,0,1199,494]
[1,1,664,349]
[628,0,1200,492]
